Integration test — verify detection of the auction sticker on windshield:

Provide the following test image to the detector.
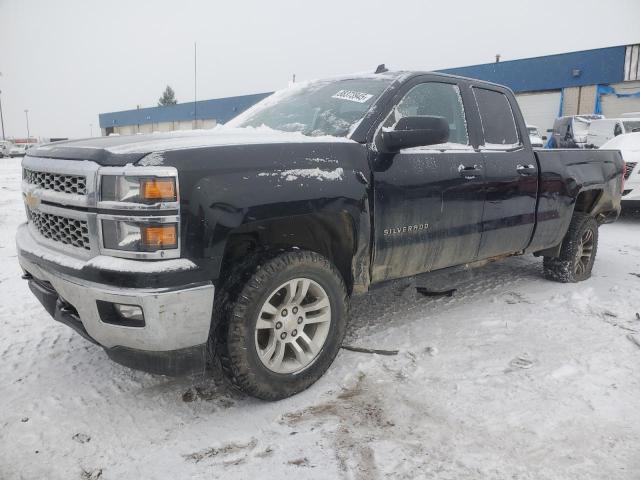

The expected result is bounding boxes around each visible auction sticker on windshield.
[332,90,374,103]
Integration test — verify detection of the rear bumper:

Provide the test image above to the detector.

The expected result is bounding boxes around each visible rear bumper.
[17,225,215,376]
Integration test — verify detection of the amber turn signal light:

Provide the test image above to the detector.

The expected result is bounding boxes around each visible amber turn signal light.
[140,178,176,201]
[141,225,178,249]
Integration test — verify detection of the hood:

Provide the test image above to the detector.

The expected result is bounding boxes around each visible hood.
[26,126,356,166]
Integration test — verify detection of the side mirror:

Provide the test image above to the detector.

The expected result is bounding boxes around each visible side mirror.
[381,116,449,152]
[542,136,547,141]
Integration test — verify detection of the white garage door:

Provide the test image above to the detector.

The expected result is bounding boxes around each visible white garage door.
[516,91,562,136]
[601,81,640,118]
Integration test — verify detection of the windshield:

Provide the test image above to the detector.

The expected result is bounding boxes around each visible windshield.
[527,127,539,136]
[623,121,640,133]
[228,77,393,137]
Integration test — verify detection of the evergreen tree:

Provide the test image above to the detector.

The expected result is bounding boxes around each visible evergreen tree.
[158,86,177,106]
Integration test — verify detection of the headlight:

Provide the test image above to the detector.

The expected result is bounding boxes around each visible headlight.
[97,166,180,260]
[101,219,178,252]
[101,175,177,204]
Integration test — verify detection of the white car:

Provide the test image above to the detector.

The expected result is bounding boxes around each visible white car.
[587,118,640,148]
[9,144,29,157]
[602,132,640,209]
[526,125,544,147]
[0,141,12,157]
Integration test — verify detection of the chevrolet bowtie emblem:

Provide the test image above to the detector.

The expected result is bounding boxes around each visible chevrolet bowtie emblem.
[24,191,41,209]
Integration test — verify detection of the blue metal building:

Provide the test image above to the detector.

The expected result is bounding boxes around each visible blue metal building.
[438,46,628,93]
[99,44,640,137]
[99,92,272,136]
[438,43,640,135]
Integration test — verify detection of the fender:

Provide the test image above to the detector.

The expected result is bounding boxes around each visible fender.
[158,141,372,291]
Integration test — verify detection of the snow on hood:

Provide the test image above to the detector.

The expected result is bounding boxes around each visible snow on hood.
[104,125,356,155]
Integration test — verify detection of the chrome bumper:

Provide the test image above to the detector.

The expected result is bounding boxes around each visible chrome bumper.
[17,228,214,353]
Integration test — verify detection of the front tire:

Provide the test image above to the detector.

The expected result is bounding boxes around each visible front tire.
[216,250,348,400]
[543,212,598,283]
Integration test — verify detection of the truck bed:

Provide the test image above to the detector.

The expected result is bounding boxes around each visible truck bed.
[527,148,624,253]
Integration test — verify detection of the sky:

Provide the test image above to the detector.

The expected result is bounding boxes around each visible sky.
[0,0,638,140]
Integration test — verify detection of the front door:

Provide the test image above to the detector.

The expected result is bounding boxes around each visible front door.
[371,80,486,282]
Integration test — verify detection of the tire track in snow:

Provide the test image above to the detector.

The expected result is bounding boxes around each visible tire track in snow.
[347,257,541,343]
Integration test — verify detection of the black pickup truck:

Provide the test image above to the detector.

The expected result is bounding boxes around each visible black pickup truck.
[17,71,623,400]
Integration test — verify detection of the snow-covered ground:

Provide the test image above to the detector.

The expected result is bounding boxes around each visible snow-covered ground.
[1,156,639,479]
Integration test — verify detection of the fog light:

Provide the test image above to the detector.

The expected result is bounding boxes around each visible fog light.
[97,301,146,327]
[114,304,144,322]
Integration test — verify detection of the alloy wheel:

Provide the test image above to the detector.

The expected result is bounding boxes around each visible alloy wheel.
[575,228,595,276]
[254,278,331,374]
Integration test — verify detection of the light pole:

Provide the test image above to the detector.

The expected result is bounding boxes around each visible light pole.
[90,123,93,137]
[0,89,5,141]
[24,109,30,141]
[0,71,4,140]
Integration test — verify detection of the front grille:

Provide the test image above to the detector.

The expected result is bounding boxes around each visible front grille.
[27,208,90,250]
[624,162,637,180]
[23,168,87,195]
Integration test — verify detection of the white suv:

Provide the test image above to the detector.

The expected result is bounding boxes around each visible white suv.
[602,132,640,208]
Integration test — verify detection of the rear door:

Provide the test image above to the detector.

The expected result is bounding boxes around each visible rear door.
[473,87,538,259]
[370,77,486,282]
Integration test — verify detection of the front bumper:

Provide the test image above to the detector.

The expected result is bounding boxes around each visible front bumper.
[17,224,215,376]
[622,186,640,202]
[622,180,640,212]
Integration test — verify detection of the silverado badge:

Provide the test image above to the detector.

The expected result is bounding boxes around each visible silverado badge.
[384,223,429,236]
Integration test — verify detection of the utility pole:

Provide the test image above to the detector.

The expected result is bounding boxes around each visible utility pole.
[90,123,93,137]
[194,42,197,129]
[24,109,30,141]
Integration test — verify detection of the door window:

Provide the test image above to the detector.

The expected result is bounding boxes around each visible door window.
[383,82,469,146]
[473,88,520,148]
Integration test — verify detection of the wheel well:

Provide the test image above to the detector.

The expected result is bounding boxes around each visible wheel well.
[220,213,356,293]
[574,189,602,214]
[534,190,603,259]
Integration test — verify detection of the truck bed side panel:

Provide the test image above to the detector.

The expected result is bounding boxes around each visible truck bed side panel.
[527,148,623,252]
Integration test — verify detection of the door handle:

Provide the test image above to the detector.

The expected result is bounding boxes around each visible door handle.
[458,164,482,179]
[516,164,537,176]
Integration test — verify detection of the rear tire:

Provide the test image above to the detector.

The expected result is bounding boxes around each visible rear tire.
[215,250,348,401]
[543,212,598,283]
